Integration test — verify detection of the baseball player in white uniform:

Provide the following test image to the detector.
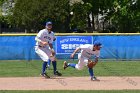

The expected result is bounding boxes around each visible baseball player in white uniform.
[35,21,61,78]
[63,41,102,81]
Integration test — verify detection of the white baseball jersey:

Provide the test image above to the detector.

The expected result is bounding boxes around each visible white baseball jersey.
[79,44,100,59]
[75,44,100,70]
[35,29,55,48]
[35,29,56,62]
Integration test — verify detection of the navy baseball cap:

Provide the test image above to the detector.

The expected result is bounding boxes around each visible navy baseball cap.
[46,21,52,26]
[94,41,102,47]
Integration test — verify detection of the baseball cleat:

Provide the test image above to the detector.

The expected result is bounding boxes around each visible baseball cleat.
[91,76,100,81]
[40,73,50,78]
[54,71,62,76]
[63,61,68,70]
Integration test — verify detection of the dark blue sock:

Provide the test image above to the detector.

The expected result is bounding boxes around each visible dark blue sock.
[42,62,47,74]
[88,68,94,77]
[52,61,57,73]
[68,63,76,68]
[48,59,51,66]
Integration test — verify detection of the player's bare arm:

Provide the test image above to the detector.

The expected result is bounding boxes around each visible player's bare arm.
[71,47,81,58]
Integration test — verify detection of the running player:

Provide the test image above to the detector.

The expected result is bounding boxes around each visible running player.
[63,41,102,81]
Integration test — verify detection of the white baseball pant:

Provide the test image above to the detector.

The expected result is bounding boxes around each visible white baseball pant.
[35,46,55,62]
[75,54,88,70]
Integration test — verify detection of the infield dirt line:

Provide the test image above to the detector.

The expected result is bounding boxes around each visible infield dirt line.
[0,76,139,90]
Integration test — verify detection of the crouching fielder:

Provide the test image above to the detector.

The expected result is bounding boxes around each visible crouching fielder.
[35,21,61,78]
[63,41,102,81]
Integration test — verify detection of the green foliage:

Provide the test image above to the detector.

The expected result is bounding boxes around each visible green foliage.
[0,0,5,15]
[109,0,140,32]
[82,0,140,33]
[9,0,69,32]
[70,2,89,30]
[0,0,140,33]
[0,0,5,5]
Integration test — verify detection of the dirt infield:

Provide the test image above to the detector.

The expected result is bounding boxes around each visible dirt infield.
[0,76,140,90]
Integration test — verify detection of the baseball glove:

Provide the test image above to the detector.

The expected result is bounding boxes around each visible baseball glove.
[87,60,96,68]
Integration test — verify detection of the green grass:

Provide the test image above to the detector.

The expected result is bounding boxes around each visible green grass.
[0,60,140,77]
[0,90,140,93]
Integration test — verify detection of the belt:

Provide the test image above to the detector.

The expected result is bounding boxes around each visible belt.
[37,45,45,48]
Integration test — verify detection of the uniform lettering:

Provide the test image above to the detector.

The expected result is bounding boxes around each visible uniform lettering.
[44,36,51,40]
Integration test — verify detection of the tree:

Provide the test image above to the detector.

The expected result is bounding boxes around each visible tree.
[82,0,140,33]
[81,0,115,32]
[1,0,140,33]
[69,2,90,32]
[108,0,140,32]
[8,0,69,32]
[0,0,5,6]
[0,0,6,33]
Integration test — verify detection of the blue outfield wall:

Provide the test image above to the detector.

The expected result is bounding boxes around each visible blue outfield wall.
[0,35,140,60]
